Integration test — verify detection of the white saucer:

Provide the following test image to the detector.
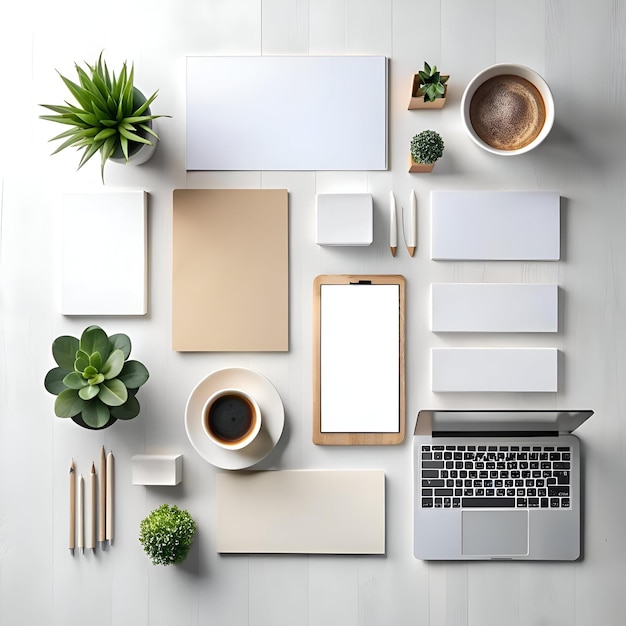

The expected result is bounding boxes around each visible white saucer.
[185,367,285,470]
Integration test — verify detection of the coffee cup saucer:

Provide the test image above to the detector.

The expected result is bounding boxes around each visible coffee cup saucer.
[185,367,285,470]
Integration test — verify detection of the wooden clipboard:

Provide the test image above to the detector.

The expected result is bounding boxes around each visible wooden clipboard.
[312,275,406,445]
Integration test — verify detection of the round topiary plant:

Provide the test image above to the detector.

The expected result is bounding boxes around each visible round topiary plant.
[139,504,196,566]
[410,130,445,165]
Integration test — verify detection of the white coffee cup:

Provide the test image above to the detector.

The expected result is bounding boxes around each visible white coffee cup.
[202,388,261,451]
[461,63,555,156]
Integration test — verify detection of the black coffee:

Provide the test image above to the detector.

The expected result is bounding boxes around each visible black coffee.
[207,394,255,443]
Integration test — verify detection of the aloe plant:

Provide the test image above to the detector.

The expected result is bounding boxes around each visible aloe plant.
[44,325,149,429]
[417,62,449,102]
[39,52,168,182]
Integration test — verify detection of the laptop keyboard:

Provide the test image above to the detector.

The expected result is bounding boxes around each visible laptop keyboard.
[420,444,572,510]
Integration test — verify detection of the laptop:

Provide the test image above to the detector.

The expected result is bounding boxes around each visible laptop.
[413,410,593,561]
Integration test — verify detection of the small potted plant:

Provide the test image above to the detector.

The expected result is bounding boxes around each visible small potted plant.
[139,504,197,566]
[44,325,149,429]
[409,130,445,172]
[408,62,449,109]
[39,52,169,182]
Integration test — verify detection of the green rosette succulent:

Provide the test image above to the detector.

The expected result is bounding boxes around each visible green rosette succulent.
[44,325,149,429]
[139,504,196,566]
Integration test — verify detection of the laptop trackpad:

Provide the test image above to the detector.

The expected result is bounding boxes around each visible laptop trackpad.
[462,511,528,556]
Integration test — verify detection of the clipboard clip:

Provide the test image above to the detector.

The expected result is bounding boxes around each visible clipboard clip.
[349,280,372,285]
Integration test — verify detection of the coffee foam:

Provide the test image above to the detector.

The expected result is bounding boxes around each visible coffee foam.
[469,75,546,151]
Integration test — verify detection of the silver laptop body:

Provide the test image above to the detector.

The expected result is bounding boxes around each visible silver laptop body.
[413,410,593,561]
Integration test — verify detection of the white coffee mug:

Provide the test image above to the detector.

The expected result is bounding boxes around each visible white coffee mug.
[202,388,261,451]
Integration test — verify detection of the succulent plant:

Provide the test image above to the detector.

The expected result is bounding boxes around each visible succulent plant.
[139,504,196,566]
[410,130,445,165]
[39,52,168,182]
[44,325,149,429]
[417,62,449,102]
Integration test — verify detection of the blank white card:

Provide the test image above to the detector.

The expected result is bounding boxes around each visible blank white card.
[61,191,147,315]
[431,284,558,332]
[431,190,560,260]
[432,348,558,392]
[186,56,387,171]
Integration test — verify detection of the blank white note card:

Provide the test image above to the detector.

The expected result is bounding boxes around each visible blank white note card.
[432,348,558,392]
[431,191,560,260]
[62,191,147,315]
[186,56,387,171]
[431,284,558,332]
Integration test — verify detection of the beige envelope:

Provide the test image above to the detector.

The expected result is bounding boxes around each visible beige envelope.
[172,189,289,351]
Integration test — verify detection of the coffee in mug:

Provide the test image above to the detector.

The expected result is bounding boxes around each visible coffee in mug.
[469,74,546,151]
[203,388,261,450]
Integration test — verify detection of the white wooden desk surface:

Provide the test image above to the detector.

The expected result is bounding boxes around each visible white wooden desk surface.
[1,1,625,625]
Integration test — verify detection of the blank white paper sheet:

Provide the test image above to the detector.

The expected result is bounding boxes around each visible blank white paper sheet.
[61,191,147,315]
[217,470,385,554]
[186,56,387,171]
[432,348,558,392]
[431,283,558,332]
[431,190,560,260]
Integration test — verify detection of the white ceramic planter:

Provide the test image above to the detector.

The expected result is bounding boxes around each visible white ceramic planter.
[109,120,158,166]
[461,63,554,156]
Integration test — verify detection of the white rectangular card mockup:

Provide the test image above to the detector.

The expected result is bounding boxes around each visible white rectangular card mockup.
[186,56,387,171]
[61,191,147,315]
[431,283,558,332]
[431,191,560,260]
[432,348,558,392]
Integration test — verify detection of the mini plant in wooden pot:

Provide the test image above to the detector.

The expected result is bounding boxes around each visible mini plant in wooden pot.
[139,504,197,566]
[409,130,445,172]
[39,52,169,182]
[408,62,449,109]
[44,325,150,430]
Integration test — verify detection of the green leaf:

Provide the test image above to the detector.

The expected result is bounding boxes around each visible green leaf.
[101,349,125,379]
[89,352,102,370]
[81,399,111,428]
[54,389,86,418]
[79,385,100,400]
[118,360,149,389]
[52,335,79,369]
[109,333,131,359]
[87,373,105,385]
[110,392,140,420]
[98,379,128,406]
[79,326,110,361]
[45,367,70,395]
[83,365,99,378]
[63,372,88,389]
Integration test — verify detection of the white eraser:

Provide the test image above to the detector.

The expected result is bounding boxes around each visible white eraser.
[132,454,183,486]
